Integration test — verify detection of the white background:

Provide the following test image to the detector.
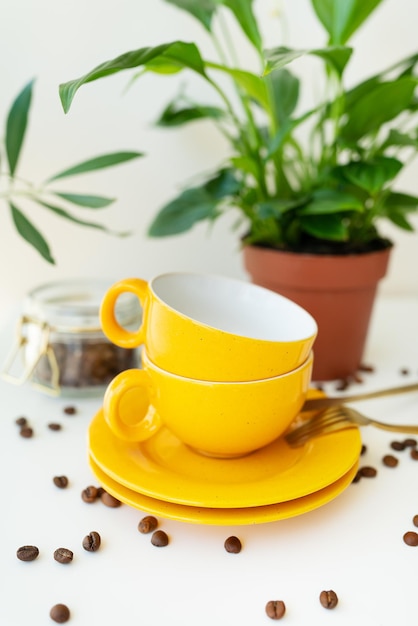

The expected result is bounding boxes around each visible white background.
[1,0,417,325]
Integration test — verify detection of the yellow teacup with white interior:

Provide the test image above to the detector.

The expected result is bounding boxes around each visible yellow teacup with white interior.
[102,349,313,458]
[100,273,317,382]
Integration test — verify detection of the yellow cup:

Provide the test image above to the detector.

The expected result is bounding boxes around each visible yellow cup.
[100,273,317,382]
[102,349,313,458]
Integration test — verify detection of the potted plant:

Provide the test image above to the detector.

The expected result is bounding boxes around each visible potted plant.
[58,0,418,380]
[1,79,142,264]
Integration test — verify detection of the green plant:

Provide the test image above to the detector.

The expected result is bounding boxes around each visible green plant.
[59,0,418,254]
[1,79,142,263]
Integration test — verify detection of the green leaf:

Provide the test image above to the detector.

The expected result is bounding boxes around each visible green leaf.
[207,62,269,109]
[9,202,55,264]
[385,209,415,231]
[265,69,299,123]
[341,157,403,195]
[311,0,384,45]
[164,0,218,31]
[148,187,219,236]
[342,78,417,141]
[47,151,143,182]
[5,79,34,175]
[35,200,130,236]
[221,0,262,52]
[299,189,363,215]
[384,191,418,212]
[381,129,418,150]
[53,192,116,208]
[156,101,225,127]
[59,42,207,113]
[300,213,349,240]
[264,45,352,78]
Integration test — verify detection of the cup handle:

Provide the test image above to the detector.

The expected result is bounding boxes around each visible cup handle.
[103,368,162,442]
[100,278,148,348]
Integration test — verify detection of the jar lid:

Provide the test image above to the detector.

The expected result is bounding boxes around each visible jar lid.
[24,279,141,332]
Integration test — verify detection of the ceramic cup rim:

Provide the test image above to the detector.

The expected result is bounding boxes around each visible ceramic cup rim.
[141,347,314,385]
[146,272,318,344]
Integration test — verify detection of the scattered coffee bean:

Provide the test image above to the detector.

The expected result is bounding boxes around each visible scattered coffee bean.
[400,368,410,376]
[224,536,242,554]
[319,590,338,609]
[265,600,286,620]
[151,530,169,547]
[410,449,418,461]
[15,416,27,427]
[50,603,70,623]
[54,548,73,564]
[82,531,101,552]
[81,486,99,503]
[358,363,375,373]
[403,438,417,448]
[138,515,158,534]
[382,455,398,468]
[413,515,418,528]
[16,545,39,561]
[403,531,418,546]
[101,490,121,508]
[335,379,349,391]
[352,470,362,483]
[360,466,377,478]
[53,476,69,489]
[63,406,77,415]
[361,444,367,455]
[391,441,406,451]
[48,422,62,431]
[19,426,33,438]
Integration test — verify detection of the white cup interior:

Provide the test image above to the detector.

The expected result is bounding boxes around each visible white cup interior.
[152,273,317,342]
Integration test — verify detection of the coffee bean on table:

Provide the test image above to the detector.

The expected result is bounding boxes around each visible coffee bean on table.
[82,531,101,552]
[319,589,338,609]
[382,455,398,468]
[403,438,417,448]
[19,426,34,438]
[53,476,69,489]
[15,416,27,427]
[413,515,418,528]
[81,486,99,503]
[138,516,158,534]
[101,490,121,508]
[50,603,70,623]
[16,545,39,561]
[54,548,73,564]
[391,441,406,451]
[410,449,418,460]
[224,536,242,553]
[48,423,62,431]
[403,531,418,546]
[360,466,377,478]
[63,406,77,415]
[151,530,169,547]
[265,600,286,620]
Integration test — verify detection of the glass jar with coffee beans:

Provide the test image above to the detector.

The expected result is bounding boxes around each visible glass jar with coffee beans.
[1,279,141,397]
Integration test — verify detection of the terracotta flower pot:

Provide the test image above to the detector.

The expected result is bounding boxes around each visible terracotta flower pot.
[243,244,392,381]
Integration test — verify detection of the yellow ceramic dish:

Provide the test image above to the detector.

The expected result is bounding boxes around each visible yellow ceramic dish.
[99,273,317,381]
[88,408,362,508]
[89,456,359,525]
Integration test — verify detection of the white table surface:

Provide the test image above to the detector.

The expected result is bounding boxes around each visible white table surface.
[1,294,418,626]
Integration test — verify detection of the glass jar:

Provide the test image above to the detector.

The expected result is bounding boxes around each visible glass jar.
[2,279,142,397]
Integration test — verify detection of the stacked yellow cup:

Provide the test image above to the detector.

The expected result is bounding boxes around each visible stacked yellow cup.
[99,273,317,459]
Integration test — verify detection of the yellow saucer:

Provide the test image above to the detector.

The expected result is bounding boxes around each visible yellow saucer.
[89,456,359,525]
[88,408,362,508]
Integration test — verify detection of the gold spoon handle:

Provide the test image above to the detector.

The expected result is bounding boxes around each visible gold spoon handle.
[303,382,418,411]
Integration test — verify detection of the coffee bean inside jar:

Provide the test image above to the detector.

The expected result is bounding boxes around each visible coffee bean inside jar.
[3,279,142,397]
